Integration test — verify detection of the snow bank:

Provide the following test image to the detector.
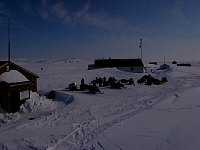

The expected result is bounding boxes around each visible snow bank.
[20,91,74,113]
[20,92,56,112]
[0,91,73,127]
[0,113,21,127]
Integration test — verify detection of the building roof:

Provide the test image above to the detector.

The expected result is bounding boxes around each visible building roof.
[0,61,9,69]
[94,59,144,68]
[0,61,39,78]
[0,70,28,83]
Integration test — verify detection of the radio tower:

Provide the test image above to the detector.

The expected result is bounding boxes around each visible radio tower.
[139,38,143,60]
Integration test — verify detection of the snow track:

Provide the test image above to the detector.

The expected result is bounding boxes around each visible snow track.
[46,85,183,149]
[47,75,200,149]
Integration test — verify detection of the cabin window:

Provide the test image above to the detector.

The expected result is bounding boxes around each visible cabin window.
[20,90,30,100]
[6,66,10,72]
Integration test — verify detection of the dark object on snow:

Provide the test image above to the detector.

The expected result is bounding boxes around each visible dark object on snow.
[29,118,35,120]
[110,81,125,89]
[88,85,101,94]
[68,83,78,91]
[137,75,165,85]
[162,77,168,82]
[80,84,88,91]
[107,77,117,86]
[91,79,97,86]
[81,78,85,85]
[128,78,135,85]
[177,63,191,67]
[137,78,143,84]
[80,78,88,91]
[91,77,104,87]
[102,77,109,87]
[47,90,56,99]
[98,77,103,87]
[120,79,129,84]
[172,61,177,64]
[120,78,135,85]
[149,62,157,65]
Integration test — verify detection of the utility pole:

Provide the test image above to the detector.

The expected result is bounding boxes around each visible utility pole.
[139,38,143,60]
[8,16,11,62]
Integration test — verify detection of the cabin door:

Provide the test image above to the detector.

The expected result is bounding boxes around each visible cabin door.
[10,91,20,113]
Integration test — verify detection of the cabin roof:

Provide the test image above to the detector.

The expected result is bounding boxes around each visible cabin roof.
[0,61,39,78]
[0,70,29,83]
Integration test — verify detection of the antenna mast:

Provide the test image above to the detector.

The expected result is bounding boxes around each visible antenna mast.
[139,38,142,60]
[8,16,11,62]
[139,38,143,60]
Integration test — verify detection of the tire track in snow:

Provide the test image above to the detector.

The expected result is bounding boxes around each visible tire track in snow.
[47,127,82,150]
[71,77,200,149]
[43,76,200,149]
[86,93,170,137]
[64,90,178,149]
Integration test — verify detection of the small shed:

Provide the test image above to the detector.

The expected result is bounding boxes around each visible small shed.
[0,61,39,113]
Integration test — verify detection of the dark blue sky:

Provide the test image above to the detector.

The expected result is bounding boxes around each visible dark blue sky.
[0,0,200,61]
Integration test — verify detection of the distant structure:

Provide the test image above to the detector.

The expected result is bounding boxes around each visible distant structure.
[177,63,191,67]
[149,62,158,65]
[139,38,143,60]
[88,58,144,73]
[172,61,177,64]
[0,61,39,113]
[160,64,170,70]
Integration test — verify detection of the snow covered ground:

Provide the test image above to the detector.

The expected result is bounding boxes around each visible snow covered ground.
[1,58,200,150]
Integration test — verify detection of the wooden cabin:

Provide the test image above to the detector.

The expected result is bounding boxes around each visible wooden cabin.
[0,61,39,113]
